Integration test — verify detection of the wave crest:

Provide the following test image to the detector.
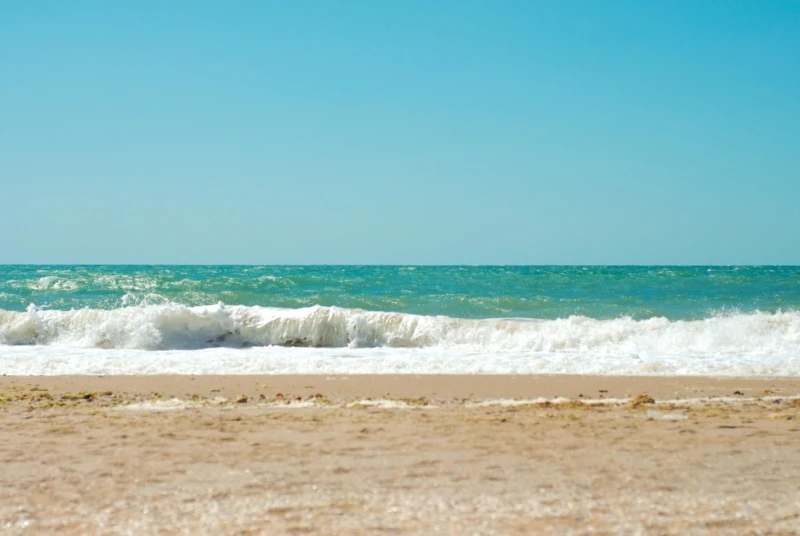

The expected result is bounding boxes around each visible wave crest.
[1,304,799,358]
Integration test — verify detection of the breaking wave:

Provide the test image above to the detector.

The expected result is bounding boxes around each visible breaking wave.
[1,304,799,359]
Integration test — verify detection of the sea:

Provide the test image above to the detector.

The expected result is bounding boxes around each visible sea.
[0,265,798,376]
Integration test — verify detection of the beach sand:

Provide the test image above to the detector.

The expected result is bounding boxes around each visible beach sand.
[2,374,800,534]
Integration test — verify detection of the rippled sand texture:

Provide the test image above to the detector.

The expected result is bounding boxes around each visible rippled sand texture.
[1,376,800,535]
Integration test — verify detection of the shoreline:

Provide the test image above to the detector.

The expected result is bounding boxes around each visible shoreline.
[3,373,799,402]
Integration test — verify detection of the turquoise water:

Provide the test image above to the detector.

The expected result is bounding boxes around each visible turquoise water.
[1,266,799,376]
[1,265,798,320]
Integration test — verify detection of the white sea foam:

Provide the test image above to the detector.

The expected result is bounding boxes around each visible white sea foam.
[29,276,80,291]
[0,304,799,376]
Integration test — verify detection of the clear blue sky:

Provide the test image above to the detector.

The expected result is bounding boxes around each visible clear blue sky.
[1,1,798,264]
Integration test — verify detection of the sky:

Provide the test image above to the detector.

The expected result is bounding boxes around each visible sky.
[1,1,798,264]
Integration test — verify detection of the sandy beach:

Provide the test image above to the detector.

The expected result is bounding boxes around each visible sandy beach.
[2,374,800,534]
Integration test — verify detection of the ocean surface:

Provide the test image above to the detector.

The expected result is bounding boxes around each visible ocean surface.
[1,265,799,376]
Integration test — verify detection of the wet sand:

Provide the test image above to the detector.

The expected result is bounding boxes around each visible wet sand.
[2,374,800,534]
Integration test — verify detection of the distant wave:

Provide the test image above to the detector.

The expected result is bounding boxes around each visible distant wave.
[1,304,799,359]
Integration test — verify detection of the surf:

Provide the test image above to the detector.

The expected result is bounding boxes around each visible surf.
[2,304,799,360]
